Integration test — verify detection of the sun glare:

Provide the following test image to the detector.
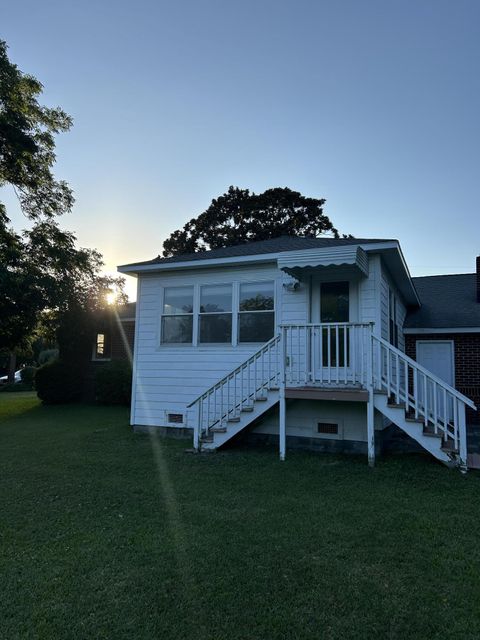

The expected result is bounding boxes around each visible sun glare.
[106,291,117,305]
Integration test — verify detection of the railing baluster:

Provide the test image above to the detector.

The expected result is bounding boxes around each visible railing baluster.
[335,325,340,384]
[443,388,448,441]
[327,325,331,384]
[433,381,438,434]
[423,374,428,427]
[343,326,348,384]
[414,368,419,419]
[395,353,400,403]
[386,348,391,398]
[305,326,309,383]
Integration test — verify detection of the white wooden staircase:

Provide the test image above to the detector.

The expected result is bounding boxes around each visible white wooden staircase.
[187,324,476,470]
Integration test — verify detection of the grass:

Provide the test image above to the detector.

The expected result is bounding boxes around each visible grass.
[1,392,480,639]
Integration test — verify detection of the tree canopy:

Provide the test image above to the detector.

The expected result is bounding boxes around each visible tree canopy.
[0,40,125,362]
[162,186,339,257]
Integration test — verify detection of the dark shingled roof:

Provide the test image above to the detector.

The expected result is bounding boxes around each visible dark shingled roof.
[405,274,480,329]
[115,302,136,319]
[121,236,395,268]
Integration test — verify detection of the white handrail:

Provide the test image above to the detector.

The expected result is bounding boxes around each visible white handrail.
[371,333,475,464]
[190,334,282,447]
[372,335,476,409]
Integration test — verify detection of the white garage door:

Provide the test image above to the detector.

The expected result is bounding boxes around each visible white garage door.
[416,341,455,386]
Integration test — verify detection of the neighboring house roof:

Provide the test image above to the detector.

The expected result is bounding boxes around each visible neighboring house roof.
[119,236,395,268]
[115,302,136,320]
[405,274,480,330]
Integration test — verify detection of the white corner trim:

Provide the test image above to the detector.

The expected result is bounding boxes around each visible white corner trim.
[404,327,480,335]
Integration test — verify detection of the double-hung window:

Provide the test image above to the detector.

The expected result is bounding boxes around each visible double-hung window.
[199,284,232,343]
[238,281,275,343]
[161,286,194,343]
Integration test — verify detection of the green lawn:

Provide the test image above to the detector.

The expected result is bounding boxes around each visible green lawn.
[1,393,480,639]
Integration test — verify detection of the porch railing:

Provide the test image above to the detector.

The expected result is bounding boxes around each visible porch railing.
[281,322,374,387]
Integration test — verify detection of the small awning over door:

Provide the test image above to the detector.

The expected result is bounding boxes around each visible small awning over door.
[277,245,369,280]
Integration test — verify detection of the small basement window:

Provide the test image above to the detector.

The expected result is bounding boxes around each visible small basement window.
[317,422,338,435]
[167,413,184,424]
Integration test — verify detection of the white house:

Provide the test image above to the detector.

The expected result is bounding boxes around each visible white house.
[118,236,477,471]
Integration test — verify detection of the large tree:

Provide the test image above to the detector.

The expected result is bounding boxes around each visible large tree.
[162,186,339,257]
[0,40,124,380]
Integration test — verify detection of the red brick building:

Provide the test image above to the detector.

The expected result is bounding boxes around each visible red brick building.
[91,302,136,364]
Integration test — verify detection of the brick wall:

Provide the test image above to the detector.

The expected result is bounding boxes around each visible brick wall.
[405,333,480,424]
[111,320,135,361]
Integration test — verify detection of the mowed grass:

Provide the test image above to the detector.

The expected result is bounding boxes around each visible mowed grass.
[1,393,480,639]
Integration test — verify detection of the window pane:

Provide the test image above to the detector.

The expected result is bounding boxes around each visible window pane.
[163,287,194,314]
[239,282,274,311]
[199,314,232,343]
[320,282,349,323]
[161,315,193,343]
[239,312,274,343]
[200,284,232,313]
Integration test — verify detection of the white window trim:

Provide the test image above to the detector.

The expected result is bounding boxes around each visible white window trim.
[159,279,276,348]
[92,333,111,362]
[160,284,195,346]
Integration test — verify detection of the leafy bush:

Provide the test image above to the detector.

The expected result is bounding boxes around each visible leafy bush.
[20,366,36,388]
[38,349,59,366]
[94,360,132,405]
[35,360,83,404]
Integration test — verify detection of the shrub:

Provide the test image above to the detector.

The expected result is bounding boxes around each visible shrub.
[35,360,83,404]
[38,349,59,366]
[20,366,36,389]
[94,360,132,405]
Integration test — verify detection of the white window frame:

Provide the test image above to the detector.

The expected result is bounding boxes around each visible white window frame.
[160,285,195,345]
[198,283,234,345]
[92,332,111,362]
[237,280,276,344]
[159,279,277,348]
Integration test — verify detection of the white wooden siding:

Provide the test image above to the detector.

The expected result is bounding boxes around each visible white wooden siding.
[132,263,282,426]
[380,260,407,352]
[130,252,400,428]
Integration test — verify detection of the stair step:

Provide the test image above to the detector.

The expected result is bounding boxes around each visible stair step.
[255,396,268,402]
[441,442,458,453]
[210,426,227,433]
[405,416,424,424]
[201,436,214,443]
[241,406,254,412]
[269,386,280,391]
[387,402,405,409]
[423,429,442,439]
[227,417,240,423]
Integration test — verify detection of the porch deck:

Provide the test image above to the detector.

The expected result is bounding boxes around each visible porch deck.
[285,386,369,402]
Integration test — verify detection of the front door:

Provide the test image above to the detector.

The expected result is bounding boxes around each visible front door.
[416,340,455,420]
[312,281,350,382]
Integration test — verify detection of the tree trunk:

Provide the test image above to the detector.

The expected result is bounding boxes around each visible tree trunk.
[8,351,16,384]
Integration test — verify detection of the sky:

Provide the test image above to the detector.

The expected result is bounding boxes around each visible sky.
[2,0,479,300]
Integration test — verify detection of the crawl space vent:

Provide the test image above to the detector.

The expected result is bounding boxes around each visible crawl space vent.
[167,413,184,424]
[317,422,338,435]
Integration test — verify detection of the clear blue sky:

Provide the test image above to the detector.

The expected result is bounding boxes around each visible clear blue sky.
[3,0,479,300]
